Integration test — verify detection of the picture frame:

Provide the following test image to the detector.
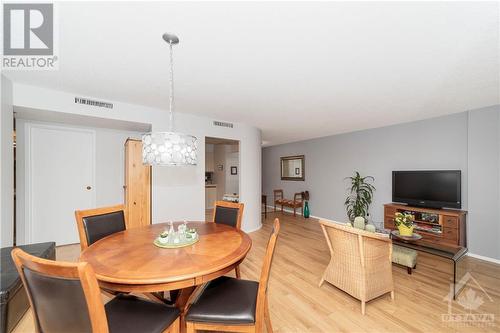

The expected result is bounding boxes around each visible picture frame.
[230,166,238,175]
[280,155,305,181]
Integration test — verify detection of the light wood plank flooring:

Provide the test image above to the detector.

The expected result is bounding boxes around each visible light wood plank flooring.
[13,212,500,332]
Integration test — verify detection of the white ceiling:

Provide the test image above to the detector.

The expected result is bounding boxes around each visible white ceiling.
[4,1,499,146]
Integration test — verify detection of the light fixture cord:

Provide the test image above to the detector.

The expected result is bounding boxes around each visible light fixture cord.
[169,41,175,132]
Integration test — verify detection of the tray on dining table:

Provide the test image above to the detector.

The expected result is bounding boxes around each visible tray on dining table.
[153,233,199,249]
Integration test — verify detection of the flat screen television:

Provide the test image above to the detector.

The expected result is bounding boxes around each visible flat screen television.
[392,170,461,209]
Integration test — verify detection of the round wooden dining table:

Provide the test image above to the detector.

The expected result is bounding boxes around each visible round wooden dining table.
[79,221,252,294]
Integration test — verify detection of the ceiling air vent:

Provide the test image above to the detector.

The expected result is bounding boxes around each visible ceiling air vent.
[213,121,233,128]
[74,97,113,109]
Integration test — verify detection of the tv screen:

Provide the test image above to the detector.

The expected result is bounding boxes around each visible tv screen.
[392,170,461,209]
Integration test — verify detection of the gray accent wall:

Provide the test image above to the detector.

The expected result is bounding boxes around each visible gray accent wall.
[262,106,500,260]
[467,106,500,260]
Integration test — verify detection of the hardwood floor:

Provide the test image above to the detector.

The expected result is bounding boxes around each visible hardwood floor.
[13,212,500,332]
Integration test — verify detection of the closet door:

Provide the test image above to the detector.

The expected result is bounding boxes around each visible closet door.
[27,124,95,245]
[124,138,151,227]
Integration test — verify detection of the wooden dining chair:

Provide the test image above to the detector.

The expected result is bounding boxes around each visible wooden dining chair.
[186,218,280,333]
[212,201,244,229]
[11,248,180,333]
[211,201,245,278]
[75,204,127,251]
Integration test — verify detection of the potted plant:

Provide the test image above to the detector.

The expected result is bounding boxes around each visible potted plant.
[344,172,376,224]
[394,212,414,236]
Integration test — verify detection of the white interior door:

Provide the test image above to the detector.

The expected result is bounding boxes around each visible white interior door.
[27,124,95,245]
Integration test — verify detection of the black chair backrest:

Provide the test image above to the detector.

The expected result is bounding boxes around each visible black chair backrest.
[214,206,239,228]
[23,267,93,332]
[82,211,126,246]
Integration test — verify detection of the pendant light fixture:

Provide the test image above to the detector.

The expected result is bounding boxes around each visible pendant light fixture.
[142,33,198,166]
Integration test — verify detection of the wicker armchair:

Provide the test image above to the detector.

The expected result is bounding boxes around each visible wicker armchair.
[318,220,394,314]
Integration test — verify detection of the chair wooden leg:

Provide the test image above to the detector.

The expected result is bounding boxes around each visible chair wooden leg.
[235,265,241,279]
[185,321,195,333]
[407,267,412,274]
[264,300,273,333]
[361,301,366,315]
[163,317,180,333]
[293,207,296,217]
[319,276,325,287]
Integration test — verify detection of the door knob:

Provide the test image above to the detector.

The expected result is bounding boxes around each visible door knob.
[86,186,92,190]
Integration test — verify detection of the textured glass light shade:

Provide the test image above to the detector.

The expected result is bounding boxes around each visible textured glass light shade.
[142,132,198,166]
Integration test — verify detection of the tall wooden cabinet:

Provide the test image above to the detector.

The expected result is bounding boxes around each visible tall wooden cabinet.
[124,138,151,228]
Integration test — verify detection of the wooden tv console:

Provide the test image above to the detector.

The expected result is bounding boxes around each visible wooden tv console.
[384,203,467,247]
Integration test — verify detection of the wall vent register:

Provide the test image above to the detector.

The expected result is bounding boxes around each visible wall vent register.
[74,97,113,109]
[213,121,234,128]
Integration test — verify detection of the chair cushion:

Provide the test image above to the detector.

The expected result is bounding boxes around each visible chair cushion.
[105,294,179,333]
[82,211,126,246]
[24,268,93,333]
[186,276,259,325]
[214,206,239,228]
[392,245,418,268]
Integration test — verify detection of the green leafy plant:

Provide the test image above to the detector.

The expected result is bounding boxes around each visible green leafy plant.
[344,172,375,222]
[394,212,414,228]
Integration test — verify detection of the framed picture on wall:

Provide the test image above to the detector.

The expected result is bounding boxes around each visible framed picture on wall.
[231,166,238,175]
[281,155,305,181]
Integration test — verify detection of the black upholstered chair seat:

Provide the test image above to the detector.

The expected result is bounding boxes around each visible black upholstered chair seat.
[186,276,258,325]
[105,295,179,333]
[214,206,239,228]
[83,211,126,246]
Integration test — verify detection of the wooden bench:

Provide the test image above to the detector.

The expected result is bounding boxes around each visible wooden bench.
[273,189,304,217]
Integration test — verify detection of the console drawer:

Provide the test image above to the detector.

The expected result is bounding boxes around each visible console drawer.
[443,227,458,241]
[443,216,458,229]
[384,207,396,217]
[384,217,395,229]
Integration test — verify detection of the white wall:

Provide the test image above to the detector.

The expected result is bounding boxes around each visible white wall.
[225,150,239,194]
[213,144,226,200]
[1,75,14,247]
[12,83,262,233]
[95,129,142,206]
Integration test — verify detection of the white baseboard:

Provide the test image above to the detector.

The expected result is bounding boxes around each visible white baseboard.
[467,252,500,265]
[264,205,335,222]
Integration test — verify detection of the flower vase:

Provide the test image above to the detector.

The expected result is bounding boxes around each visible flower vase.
[304,201,310,218]
[398,224,414,237]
